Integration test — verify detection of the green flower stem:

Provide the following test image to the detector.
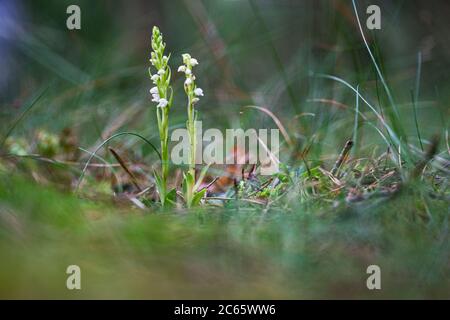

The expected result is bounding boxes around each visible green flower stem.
[149,26,172,206]
[187,97,196,178]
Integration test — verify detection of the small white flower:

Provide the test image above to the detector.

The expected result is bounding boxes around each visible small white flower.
[150,53,157,66]
[182,53,191,63]
[151,93,160,102]
[192,97,200,104]
[150,87,159,94]
[157,98,168,108]
[185,68,192,75]
[151,74,159,82]
[157,69,165,75]
[184,78,192,86]
[190,58,198,66]
[162,55,169,62]
[194,88,204,96]
[177,65,186,73]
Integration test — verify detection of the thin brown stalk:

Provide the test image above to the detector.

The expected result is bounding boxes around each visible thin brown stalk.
[331,140,354,176]
[411,135,440,179]
[108,147,142,192]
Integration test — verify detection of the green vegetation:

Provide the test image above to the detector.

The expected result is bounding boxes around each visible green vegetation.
[0,0,448,299]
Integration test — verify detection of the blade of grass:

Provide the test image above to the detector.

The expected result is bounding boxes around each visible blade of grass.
[108,147,143,192]
[352,85,360,156]
[76,132,161,192]
[248,0,299,112]
[1,85,50,149]
[331,140,353,176]
[352,0,410,158]
[315,73,399,147]
[411,90,424,152]
[413,51,424,151]
[244,105,293,147]
[351,0,398,118]
[78,147,123,193]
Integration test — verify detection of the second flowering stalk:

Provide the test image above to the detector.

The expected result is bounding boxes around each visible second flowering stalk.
[178,53,204,207]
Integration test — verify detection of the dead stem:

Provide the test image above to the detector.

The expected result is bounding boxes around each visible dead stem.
[331,140,354,176]
[108,147,142,192]
[411,135,440,179]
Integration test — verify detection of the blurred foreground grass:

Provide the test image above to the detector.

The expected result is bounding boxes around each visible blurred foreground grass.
[0,173,448,299]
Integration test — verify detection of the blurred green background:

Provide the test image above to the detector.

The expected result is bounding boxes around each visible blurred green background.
[1,0,449,157]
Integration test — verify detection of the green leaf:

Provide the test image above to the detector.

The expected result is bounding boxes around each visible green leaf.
[192,188,207,206]
[153,170,165,205]
[182,174,188,197]
[194,164,211,191]
[168,86,173,107]
[164,188,177,207]
[154,170,162,190]
[182,172,195,208]
[184,172,194,189]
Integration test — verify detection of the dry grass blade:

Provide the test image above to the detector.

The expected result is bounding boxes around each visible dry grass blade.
[331,140,354,176]
[1,86,49,149]
[108,147,142,192]
[411,135,440,179]
[205,196,267,206]
[101,104,143,142]
[244,105,293,147]
[319,167,343,187]
[307,98,349,110]
[198,177,220,193]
